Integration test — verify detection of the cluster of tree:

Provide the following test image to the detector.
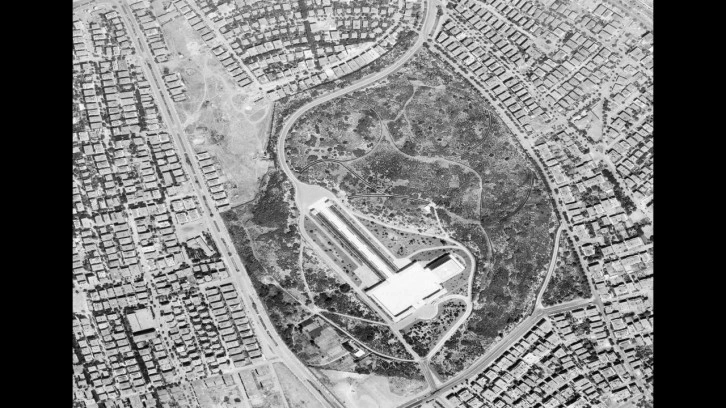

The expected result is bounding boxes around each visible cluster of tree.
[209,128,225,145]
[601,169,637,214]
[350,324,378,342]
[369,360,423,380]
[220,211,267,295]
[182,245,212,262]
[251,170,291,228]
[635,345,654,367]
[353,109,378,139]
[542,269,590,307]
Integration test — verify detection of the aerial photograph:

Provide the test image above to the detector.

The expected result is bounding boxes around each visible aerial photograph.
[72,0,653,407]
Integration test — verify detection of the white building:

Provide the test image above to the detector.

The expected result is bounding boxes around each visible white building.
[367,254,466,322]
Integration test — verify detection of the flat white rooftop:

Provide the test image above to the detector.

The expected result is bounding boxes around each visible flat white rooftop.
[367,262,445,322]
[428,254,466,282]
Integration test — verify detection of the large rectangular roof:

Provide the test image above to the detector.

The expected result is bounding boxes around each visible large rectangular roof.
[126,309,156,333]
[311,199,396,278]
[366,262,444,321]
[427,254,466,282]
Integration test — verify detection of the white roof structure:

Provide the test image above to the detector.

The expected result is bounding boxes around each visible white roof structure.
[306,199,467,323]
[366,263,445,321]
[428,255,466,282]
[318,204,394,276]
[127,309,156,333]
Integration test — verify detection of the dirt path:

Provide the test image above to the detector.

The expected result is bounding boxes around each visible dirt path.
[498,168,536,223]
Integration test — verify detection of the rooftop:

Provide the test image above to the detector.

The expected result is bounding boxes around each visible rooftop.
[366,262,445,322]
[126,308,156,333]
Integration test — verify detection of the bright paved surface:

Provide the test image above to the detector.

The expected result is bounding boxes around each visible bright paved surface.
[367,262,444,321]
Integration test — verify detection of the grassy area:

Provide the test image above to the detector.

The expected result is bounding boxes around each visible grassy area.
[357,217,449,259]
[221,168,309,352]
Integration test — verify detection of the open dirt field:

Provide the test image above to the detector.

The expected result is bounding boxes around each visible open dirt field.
[161,15,272,206]
[317,369,427,408]
[274,363,325,408]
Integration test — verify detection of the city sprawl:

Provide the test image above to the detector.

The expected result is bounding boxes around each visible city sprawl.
[72,1,653,408]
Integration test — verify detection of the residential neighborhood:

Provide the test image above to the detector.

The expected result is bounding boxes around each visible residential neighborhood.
[73,0,653,407]
[430,0,652,316]
[442,301,652,408]
[73,4,287,407]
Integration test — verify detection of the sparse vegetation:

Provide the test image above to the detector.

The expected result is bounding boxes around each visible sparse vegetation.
[358,217,450,258]
[323,312,412,360]
[542,233,592,307]
[401,300,467,357]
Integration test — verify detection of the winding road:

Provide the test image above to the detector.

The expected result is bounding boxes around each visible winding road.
[263,1,459,390]
[261,1,648,407]
[535,224,566,310]
[276,3,439,189]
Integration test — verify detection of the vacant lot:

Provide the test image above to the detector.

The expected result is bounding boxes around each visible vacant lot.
[316,365,427,408]
[161,17,272,205]
[274,363,325,408]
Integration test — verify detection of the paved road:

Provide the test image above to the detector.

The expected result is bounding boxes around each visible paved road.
[90,1,631,407]
[390,32,609,408]
[272,0,440,389]
[604,0,652,28]
[425,294,472,360]
[535,224,566,310]
[183,0,262,94]
[398,298,594,408]
[316,311,417,363]
[73,0,100,9]
[276,1,438,188]
[112,2,341,406]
